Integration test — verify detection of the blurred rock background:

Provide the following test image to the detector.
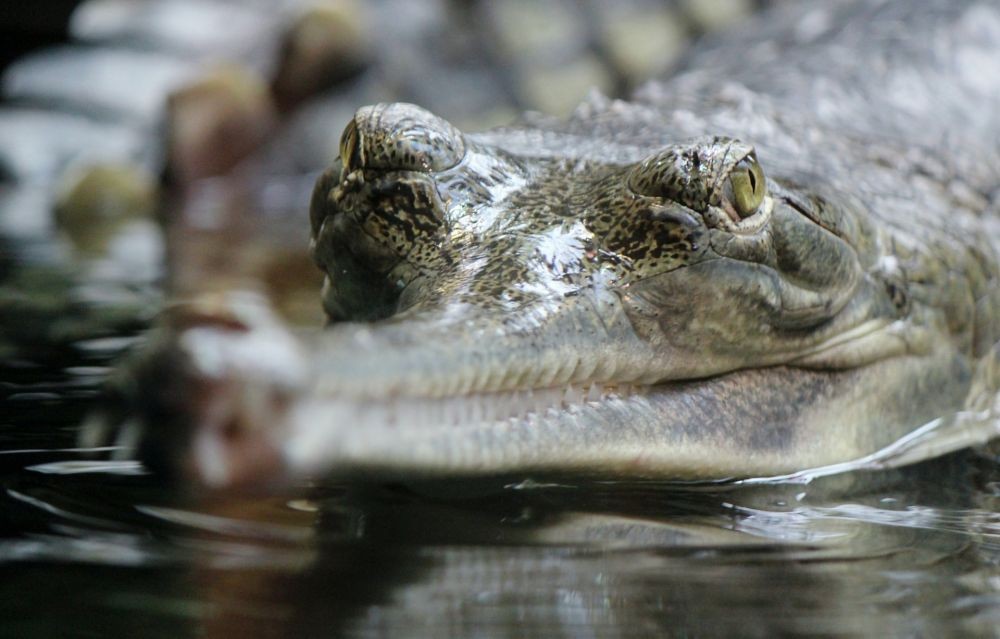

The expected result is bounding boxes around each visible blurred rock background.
[0,0,771,364]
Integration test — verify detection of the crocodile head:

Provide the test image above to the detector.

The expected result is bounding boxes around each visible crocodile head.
[104,102,976,487]
[313,103,886,379]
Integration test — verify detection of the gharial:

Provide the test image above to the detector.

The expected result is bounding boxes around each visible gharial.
[92,0,1000,488]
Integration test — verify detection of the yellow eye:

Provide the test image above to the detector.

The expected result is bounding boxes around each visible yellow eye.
[727,155,766,218]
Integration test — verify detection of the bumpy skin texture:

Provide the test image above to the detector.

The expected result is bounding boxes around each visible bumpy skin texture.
[120,0,1000,486]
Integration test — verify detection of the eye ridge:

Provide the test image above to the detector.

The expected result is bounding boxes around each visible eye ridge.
[626,138,767,221]
[339,103,467,174]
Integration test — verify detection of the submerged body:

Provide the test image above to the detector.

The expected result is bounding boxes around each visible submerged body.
[104,0,1000,487]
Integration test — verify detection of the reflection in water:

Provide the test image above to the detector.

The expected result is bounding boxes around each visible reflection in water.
[187,463,996,638]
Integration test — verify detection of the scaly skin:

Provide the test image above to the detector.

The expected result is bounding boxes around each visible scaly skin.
[99,0,1000,487]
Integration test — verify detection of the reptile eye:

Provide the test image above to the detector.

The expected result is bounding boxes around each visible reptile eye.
[339,119,361,172]
[724,155,766,218]
[341,102,466,174]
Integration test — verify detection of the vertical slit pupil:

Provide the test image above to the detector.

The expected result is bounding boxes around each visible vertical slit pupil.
[747,167,757,192]
[340,120,360,170]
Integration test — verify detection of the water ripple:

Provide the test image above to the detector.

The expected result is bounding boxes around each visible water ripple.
[26,460,146,476]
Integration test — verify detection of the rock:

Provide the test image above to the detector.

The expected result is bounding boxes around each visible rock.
[518,54,615,117]
[70,0,278,66]
[0,108,152,184]
[597,2,688,86]
[680,0,754,33]
[165,65,276,182]
[54,163,157,256]
[271,0,370,110]
[2,45,199,123]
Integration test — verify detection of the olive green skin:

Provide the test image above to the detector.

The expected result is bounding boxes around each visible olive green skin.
[109,0,1000,486]
[301,0,1000,478]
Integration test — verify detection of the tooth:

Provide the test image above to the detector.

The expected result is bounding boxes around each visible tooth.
[521,389,533,413]
[421,400,433,427]
[359,403,375,429]
[418,401,430,427]
[507,390,521,415]
[494,399,507,422]
[531,390,543,414]
[586,383,601,402]
[563,384,582,406]
[377,403,388,425]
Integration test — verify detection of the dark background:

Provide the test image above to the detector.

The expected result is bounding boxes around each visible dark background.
[0,2,84,73]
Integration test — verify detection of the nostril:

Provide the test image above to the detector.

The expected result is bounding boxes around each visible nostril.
[309,162,342,238]
[347,102,466,173]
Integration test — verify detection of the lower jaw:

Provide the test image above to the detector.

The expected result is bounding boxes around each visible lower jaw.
[268,375,815,483]
[277,381,661,481]
[163,342,979,488]
[268,359,950,485]
[190,336,978,489]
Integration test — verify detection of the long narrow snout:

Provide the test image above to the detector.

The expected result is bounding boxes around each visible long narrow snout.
[90,284,971,491]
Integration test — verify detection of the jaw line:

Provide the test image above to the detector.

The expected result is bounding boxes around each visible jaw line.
[278,379,655,479]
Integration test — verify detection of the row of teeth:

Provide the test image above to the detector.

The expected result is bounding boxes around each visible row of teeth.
[338,383,640,430]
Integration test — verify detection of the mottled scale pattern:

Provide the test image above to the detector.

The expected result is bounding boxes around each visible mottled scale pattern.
[626,136,754,212]
[344,103,466,173]
[310,0,1000,405]
[312,108,758,317]
[80,0,1000,486]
